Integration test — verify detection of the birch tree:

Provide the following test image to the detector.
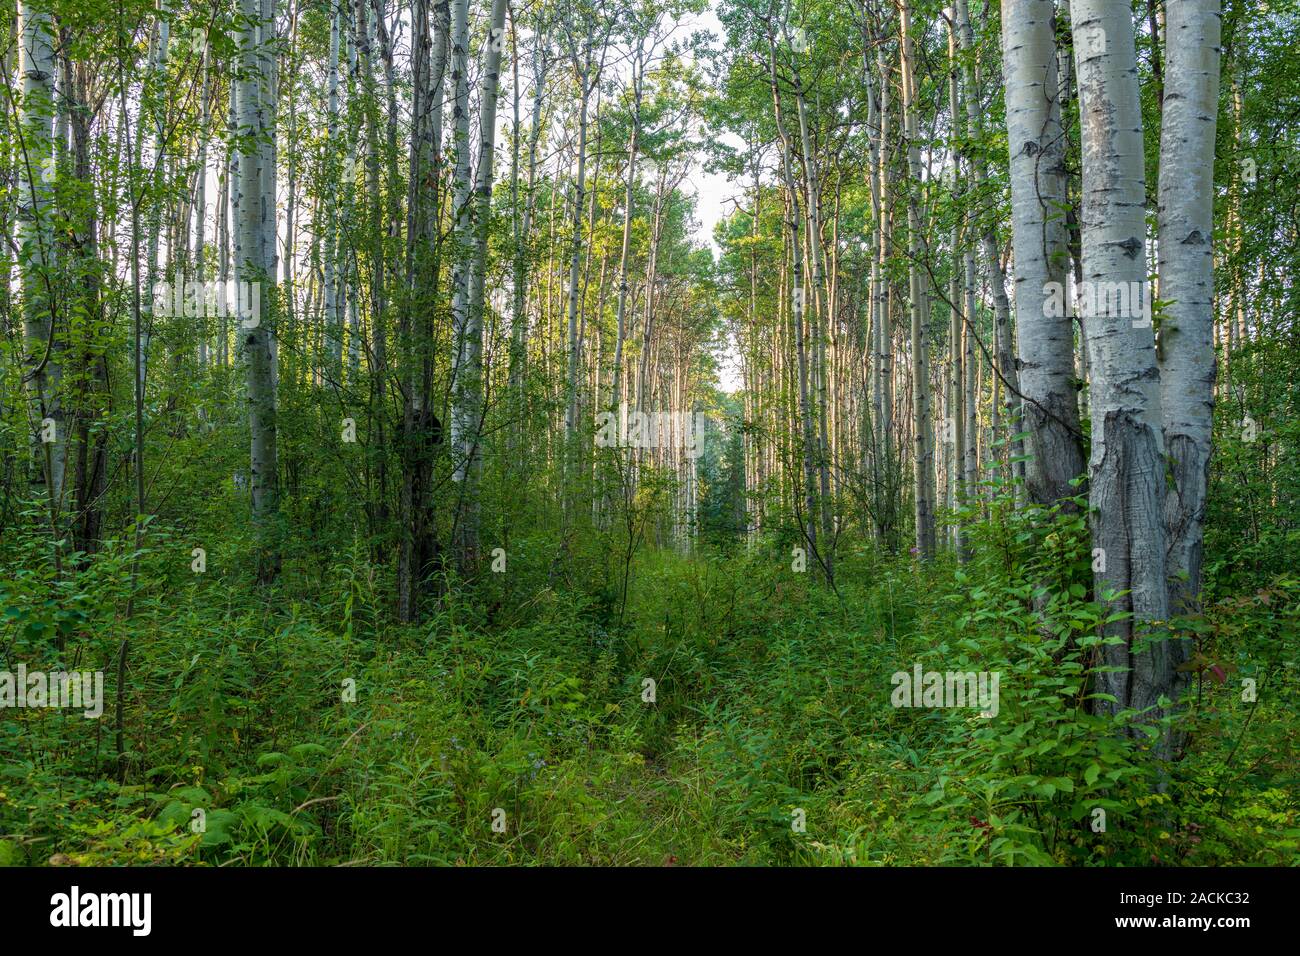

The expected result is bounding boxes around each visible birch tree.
[458,0,511,571]
[1002,0,1085,507]
[17,0,61,510]
[765,16,820,574]
[449,3,471,419]
[323,0,342,378]
[1071,0,1169,720]
[562,17,596,473]
[237,0,280,580]
[899,0,935,558]
[1158,0,1220,619]
[139,3,169,398]
[448,0,474,567]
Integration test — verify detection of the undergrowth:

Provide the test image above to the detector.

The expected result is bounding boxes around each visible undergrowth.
[1,492,1296,866]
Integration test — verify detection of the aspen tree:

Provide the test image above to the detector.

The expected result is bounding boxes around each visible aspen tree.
[1071,0,1170,719]
[1002,0,1085,507]
[1158,0,1221,619]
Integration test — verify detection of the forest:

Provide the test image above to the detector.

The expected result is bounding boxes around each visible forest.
[0,0,1296,870]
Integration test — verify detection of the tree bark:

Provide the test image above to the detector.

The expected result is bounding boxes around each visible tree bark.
[458,0,509,572]
[899,0,936,558]
[1072,0,1170,722]
[237,0,280,581]
[1003,0,1086,508]
[17,0,62,514]
[1158,0,1220,624]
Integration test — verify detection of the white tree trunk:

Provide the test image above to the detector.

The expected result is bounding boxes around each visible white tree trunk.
[783,20,834,559]
[1003,0,1085,507]
[140,6,169,398]
[563,33,593,464]
[448,0,472,489]
[323,0,342,378]
[767,32,818,564]
[900,0,936,558]
[510,40,547,400]
[458,0,509,570]
[342,13,360,378]
[1072,0,1170,719]
[195,42,211,368]
[610,39,642,416]
[17,1,62,506]
[1158,0,1220,621]
[237,0,279,579]
[875,42,896,548]
[955,0,1022,489]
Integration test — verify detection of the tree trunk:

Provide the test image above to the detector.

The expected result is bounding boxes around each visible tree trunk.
[510,35,548,406]
[195,43,211,368]
[1003,0,1086,507]
[1158,0,1220,624]
[563,30,594,502]
[458,0,509,572]
[237,0,280,581]
[610,39,643,418]
[767,31,819,570]
[956,0,1022,490]
[448,0,473,562]
[323,0,342,379]
[17,1,63,516]
[899,0,936,558]
[1072,0,1170,722]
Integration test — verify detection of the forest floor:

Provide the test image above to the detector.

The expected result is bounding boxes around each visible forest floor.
[3,511,1297,867]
